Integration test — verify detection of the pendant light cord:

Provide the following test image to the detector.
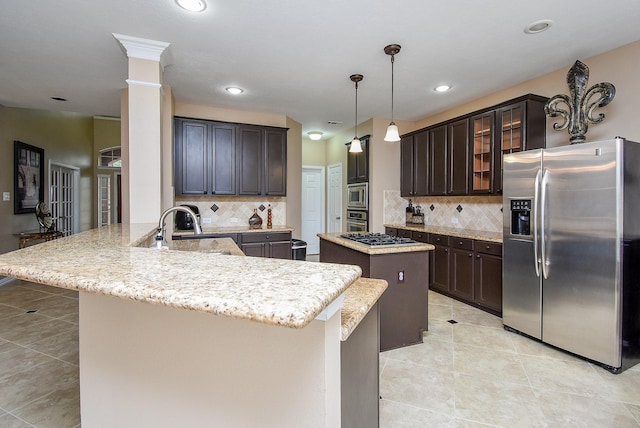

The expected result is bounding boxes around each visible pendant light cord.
[390,54,395,123]
[354,80,358,139]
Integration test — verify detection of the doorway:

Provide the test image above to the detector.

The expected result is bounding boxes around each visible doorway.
[301,166,325,255]
[49,163,79,236]
[327,163,342,233]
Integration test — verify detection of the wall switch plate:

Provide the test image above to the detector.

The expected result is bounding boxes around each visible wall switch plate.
[398,271,405,282]
[201,217,212,224]
[2,192,9,201]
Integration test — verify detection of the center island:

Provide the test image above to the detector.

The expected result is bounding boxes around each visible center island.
[0,224,387,428]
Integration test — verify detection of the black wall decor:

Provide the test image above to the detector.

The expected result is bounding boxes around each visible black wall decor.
[14,140,45,214]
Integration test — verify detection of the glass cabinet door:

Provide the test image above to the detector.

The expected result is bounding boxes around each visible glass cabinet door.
[495,102,525,194]
[470,112,494,193]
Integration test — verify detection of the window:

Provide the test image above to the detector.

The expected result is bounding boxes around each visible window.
[97,175,111,227]
[98,147,122,168]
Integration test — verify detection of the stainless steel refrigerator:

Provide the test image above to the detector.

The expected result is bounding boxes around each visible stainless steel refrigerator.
[502,137,640,373]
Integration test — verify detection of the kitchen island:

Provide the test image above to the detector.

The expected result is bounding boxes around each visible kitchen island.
[0,224,386,428]
[318,233,433,351]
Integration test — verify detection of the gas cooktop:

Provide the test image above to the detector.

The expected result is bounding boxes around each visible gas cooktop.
[340,233,418,246]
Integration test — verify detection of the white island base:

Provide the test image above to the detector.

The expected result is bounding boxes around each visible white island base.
[79,292,342,428]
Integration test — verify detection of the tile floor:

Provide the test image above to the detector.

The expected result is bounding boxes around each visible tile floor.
[1,279,640,427]
[380,291,640,427]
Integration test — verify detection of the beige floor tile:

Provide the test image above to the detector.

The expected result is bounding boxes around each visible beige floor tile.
[429,304,453,321]
[380,358,455,415]
[453,343,528,385]
[454,419,501,428]
[0,290,56,311]
[0,346,54,380]
[454,372,546,427]
[380,399,454,428]
[534,388,640,428]
[29,295,78,319]
[0,315,76,347]
[0,413,34,428]
[519,354,605,398]
[387,339,454,371]
[625,403,640,424]
[26,329,79,365]
[13,383,80,428]
[592,366,640,405]
[506,330,580,362]
[15,282,67,295]
[0,358,78,412]
[0,304,27,321]
[429,291,454,306]
[424,319,454,342]
[452,323,516,353]
[451,305,503,329]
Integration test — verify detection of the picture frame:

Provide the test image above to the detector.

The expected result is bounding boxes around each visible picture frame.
[14,140,45,214]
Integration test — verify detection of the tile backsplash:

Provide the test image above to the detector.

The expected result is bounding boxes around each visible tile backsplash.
[383,191,503,233]
[175,197,286,228]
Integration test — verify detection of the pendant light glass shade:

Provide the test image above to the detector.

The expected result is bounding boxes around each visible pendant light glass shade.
[349,74,364,153]
[383,44,401,142]
[349,137,363,153]
[384,122,400,142]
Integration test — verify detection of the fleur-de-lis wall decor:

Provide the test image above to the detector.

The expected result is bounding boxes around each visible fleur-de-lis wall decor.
[544,60,616,144]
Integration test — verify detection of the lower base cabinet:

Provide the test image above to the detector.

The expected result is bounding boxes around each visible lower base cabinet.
[239,231,292,259]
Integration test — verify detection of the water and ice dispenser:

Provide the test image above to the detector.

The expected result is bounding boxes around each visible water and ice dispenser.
[510,199,531,236]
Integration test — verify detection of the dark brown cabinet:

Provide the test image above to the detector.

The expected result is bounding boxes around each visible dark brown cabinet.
[239,231,292,259]
[429,125,447,195]
[401,131,429,197]
[470,112,495,194]
[448,119,470,195]
[346,136,369,184]
[428,234,451,294]
[175,118,287,197]
[474,241,503,315]
[449,238,474,301]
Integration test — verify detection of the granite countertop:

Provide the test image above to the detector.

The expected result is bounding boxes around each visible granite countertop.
[385,224,503,243]
[173,225,294,237]
[318,233,434,254]
[0,224,361,329]
[340,277,387,341]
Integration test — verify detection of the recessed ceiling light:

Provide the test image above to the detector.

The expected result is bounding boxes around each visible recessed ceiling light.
[175,0,206,12]
[524,19,553,34]
[434,85,451,93]
[307,131,323,140]
[51,97,67,101]
[225,87,244,95]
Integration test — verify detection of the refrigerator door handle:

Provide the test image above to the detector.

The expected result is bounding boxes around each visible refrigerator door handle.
[540,169,550,279]
[533,169,541,278]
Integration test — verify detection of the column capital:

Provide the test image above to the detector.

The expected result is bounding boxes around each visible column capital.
[113,33,171,69]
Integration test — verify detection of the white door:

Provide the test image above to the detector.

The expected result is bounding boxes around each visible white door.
[50,163,79,236]
[301,166,325,255]
[328,163,342,233]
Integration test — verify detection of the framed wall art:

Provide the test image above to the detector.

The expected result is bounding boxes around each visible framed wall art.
[14,140,45,214]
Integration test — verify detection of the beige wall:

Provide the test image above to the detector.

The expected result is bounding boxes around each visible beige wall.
[93,117,122,226]
[302,137,327,166]
[0,106,94,255]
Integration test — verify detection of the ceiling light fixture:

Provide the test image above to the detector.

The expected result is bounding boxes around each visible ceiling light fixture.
[307,131,323,141]
[349,74,363,153]
[434,85,451,93]
[50,96,67,101]
[383,44,401,142]
[225,87,244,95]
[175,0,207,12]
[524,19,553,34]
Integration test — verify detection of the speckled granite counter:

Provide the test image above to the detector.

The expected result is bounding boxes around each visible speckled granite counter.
[385,224,502,243]
[317,233,434,254]
[341,277,387,341]
[0,224,361,329]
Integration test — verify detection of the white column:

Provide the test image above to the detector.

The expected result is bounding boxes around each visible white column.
[113,34,170,224]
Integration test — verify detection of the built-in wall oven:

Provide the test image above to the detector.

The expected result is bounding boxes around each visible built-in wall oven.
[346,210,368,232]
[347,183,368,210]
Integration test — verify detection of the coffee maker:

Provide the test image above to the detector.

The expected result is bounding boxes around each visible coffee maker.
[174,204,200,230]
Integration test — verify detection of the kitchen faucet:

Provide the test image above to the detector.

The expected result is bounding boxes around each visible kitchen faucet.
[152,206,202,249]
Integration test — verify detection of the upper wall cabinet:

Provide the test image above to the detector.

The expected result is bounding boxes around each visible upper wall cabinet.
[402,94,547,197]
[175,118,287,197]
[346,135,369,184]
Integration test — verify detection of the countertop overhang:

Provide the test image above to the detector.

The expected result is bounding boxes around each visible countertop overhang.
[0,224,361,329]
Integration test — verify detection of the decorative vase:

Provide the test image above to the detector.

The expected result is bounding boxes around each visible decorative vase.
[249,209,263,229]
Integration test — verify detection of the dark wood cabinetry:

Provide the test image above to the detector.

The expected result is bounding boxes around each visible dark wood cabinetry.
[401,94,547,197]
[473,241,503,314]
[175,118,287,197]
[427,234,451,294]
[239,231,292,259]
[401,131,429,197]
[346,136,369,184]
[449,238,474,301]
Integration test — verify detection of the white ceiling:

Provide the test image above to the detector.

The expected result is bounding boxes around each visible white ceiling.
[1,0,638,139]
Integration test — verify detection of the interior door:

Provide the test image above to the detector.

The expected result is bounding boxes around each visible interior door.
[328,164,342,233]
[301,166,325,255]
[50,163,79,236]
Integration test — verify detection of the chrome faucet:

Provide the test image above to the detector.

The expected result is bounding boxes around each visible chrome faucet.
[152,206,202,249]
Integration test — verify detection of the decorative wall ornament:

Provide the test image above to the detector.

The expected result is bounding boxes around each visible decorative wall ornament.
[544,60,616,144]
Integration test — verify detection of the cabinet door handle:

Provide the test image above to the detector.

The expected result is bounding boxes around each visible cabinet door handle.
[468,253,473,257]
[444,249,449,253]
[486,245,491,250]
[476,254,481,258]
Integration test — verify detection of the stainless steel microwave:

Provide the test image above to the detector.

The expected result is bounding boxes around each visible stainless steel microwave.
[347,183,368,210]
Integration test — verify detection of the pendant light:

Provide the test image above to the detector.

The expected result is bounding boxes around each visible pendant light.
[349,74,364,153]
[383,44,401,142]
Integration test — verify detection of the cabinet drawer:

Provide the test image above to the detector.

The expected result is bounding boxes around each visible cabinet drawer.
[397,229,412,238]
[475,240,502,256]
[385,227,398,237]
[451,237,474,251]
[428,234,450,246]
[240,231,291,244]
[411,231,429,243]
